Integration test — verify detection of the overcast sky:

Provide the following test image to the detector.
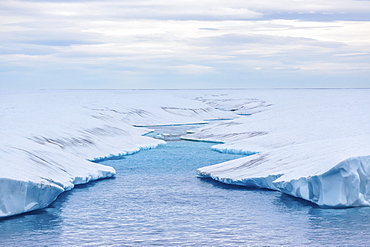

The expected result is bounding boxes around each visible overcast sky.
[1,0,370,89]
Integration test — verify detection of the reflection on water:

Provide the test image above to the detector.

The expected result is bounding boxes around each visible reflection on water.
[1,136,370,246]
[199,176,266,191]
[0,200,63,245]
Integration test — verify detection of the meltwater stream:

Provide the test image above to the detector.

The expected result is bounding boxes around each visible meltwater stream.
[2,127,370,246]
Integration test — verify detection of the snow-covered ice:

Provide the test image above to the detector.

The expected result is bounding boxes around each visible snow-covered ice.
[191,89,370,208]
[0,90,233,218]
[0,89,369,217]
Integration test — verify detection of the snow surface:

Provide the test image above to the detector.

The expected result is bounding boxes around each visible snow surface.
[1,89,369,217]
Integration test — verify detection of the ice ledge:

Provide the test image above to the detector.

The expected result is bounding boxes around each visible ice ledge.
[198,154,370,208]
[274,156,370,208]
[197,153,283,191]
[89,143,164,162]
[0,178,64,218]
[0,149,116,218]
[211,146,258,156]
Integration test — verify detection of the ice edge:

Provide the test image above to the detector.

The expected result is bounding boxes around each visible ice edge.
[198,154,370,208]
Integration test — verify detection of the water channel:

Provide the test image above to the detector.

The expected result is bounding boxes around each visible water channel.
[1,124,370,246]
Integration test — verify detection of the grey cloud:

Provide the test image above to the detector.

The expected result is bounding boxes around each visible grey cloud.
[192,33,346,48]
[24,39,100,47]
[261,12,370,21]
[0,1,262,21]
[3,0,370,23]
[2,27,102,45]
[0,44,57,55]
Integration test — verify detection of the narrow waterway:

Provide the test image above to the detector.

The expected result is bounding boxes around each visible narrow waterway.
[1,126,370,246]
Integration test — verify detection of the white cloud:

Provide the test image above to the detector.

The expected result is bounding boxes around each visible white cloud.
[1,0,370,88]
[174,64,215,74]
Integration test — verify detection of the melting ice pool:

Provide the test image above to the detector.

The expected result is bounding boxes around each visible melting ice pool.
[2,140,370,246]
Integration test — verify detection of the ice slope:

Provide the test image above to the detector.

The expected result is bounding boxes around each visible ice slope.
[187,89,370,208]
[0,90,234,218]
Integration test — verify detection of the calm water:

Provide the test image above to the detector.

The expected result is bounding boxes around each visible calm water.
[1,138,370,246]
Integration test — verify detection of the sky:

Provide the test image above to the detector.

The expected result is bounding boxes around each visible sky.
[1,0,370,89]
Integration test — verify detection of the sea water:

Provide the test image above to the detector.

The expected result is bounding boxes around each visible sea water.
[1,139,370,246]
